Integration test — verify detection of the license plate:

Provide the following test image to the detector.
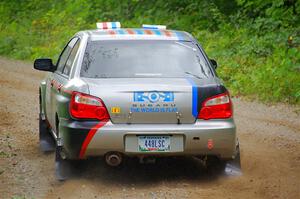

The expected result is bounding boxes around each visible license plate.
[138,136,170,152]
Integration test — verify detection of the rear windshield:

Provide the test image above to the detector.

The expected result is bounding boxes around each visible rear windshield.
[80,40,213,78]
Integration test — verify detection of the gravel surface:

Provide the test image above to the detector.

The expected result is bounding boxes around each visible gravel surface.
[0,57,299,199]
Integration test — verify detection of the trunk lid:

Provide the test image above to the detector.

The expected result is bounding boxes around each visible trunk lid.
[84,78,198,124]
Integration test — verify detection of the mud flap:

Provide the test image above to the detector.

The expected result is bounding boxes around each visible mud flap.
[55,147,72,181]
[39,115,55,152]
[224,143,242,176]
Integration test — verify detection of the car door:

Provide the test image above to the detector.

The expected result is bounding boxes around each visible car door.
[45,37,79,132]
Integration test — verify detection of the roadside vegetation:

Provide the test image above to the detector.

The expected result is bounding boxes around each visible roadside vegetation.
[0,0,299,103]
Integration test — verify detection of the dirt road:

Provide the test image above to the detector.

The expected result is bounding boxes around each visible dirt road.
[0,57,299,199]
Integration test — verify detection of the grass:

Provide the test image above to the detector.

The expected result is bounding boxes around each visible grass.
[0,0,299,103]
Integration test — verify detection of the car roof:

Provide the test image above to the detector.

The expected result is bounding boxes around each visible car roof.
[77,28,193,41]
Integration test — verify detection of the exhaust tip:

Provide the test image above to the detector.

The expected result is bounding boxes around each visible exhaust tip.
[105,152,122,167]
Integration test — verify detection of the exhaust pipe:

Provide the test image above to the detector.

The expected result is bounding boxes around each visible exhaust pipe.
[105,152,122,167]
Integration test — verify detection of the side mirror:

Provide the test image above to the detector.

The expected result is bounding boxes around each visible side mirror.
[34,58,55,72]
[210,59,218,69]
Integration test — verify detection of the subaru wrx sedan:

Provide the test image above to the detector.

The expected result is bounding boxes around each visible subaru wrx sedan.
[34,22,240,179]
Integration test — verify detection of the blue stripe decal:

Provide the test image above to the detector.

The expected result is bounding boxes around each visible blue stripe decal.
[175,31,184,41]
[135,29,144,35]
[143,27,158,29]
[111,22,117,29]
[153,29,162,35]
[186,78,198,118]
[117,29,125,34]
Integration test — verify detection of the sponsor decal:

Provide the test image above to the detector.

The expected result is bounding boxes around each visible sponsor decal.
[50,79,72,95]
[111,106,121,113]
[130,106,178,113]
[134,91,174,103]
[132,91,177,113]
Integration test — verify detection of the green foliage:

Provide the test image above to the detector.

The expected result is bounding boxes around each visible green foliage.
[0,0,299,103]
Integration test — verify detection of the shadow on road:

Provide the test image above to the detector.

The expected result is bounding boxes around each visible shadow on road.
[62,156,228,185]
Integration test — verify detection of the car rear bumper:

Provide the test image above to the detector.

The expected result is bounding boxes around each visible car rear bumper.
[59,118,237,160]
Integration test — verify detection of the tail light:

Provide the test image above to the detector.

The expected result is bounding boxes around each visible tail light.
[70,92,110,120]
[198,92,232,120]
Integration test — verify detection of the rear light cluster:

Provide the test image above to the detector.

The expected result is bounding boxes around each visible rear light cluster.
[70,92,110,120]
[198,92,232,120]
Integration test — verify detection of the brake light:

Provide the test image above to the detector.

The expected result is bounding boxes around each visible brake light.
[198,92,232,120]
[70,92,110,120]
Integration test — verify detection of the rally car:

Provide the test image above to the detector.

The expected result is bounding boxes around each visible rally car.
[34,22,241,179]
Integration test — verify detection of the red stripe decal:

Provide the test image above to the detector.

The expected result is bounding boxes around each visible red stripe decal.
[163,30,172,37]
[103,22,108,29]
[126,29,135,34]
[52,80,68,93]
[53,80,60,89]
[144,29,153,35]
[79,119,109,159]
[108,30,116,35]
[61,88,73,95]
